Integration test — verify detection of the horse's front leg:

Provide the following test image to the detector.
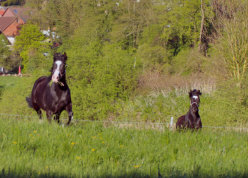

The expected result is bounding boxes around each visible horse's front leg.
[46,111,53,123]
[65,103,73,125]
[196,119,202,129]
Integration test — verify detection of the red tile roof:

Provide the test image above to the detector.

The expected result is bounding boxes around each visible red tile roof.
[5,7,29,22]
[0,10,5,16]
[0,17,17,32]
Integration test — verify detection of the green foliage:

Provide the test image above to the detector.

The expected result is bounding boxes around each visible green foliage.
[15,24,46,51]
[0,35,11,69]
[214,0,248,85]
[151,0,204,56]
[0,35,20,72]
[66,40,139,120]
[25,0,213,74]
[14,24,52,73]
[172,48,207,75]
[110,0,154,49]
[137,44,169,72]
[1,0,25,6]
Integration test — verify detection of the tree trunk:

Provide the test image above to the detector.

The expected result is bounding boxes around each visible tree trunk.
[199,0,206,55]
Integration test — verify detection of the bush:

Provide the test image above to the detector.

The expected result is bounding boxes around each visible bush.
[171,48,207,75]
[137,44,169,72]
[66,42,140,120]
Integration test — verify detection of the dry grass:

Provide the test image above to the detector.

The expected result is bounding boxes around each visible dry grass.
[138,71,216,95]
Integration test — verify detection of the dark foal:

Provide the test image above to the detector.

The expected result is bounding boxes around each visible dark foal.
[176,89,202,130]
[26,52,73,125]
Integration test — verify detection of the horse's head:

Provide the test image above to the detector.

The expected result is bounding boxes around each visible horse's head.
[51,52,67,84]
[189,89,201,112]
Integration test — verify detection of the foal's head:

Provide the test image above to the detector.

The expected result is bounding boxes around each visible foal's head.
[189,89,202,113]
[51,52,67,84]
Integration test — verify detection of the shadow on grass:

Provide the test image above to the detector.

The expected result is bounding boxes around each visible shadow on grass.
[0,172,151,178]
[0,85,3,101]
[1,170,248,178]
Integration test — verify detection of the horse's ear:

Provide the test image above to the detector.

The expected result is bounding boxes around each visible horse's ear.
[189,90,193,97]
[197,90,202,96]
[53,53,58,61]
[63,52,67,60]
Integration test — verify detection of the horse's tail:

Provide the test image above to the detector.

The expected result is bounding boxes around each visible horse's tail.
[26,97,33,108]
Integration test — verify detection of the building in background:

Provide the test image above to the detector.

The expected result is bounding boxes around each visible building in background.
[0,6,28,45]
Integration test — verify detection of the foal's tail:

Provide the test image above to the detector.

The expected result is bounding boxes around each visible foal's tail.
[26,97,33,108]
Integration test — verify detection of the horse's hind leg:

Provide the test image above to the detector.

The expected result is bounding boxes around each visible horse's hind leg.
[33,104,42,120]
[65,103,73,125]
[54,112,61,123]
[37,110,42,120]
[46,111,53,123]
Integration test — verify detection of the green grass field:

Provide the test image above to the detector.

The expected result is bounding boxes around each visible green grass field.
[1,117,248,178]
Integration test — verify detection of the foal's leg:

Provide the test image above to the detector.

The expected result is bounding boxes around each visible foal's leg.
[65,103,73,125]
[196,119,202,129]
[46,111,53,123]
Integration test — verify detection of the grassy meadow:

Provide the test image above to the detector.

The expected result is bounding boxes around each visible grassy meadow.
[1,117,248,178]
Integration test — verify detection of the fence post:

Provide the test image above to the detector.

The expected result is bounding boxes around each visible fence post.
[170,117,174,130]
[18,65,22,76]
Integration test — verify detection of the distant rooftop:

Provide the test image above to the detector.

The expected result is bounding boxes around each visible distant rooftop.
[0,16,16,32]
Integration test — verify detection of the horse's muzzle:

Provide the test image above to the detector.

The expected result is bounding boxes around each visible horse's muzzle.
[52,74,59,83]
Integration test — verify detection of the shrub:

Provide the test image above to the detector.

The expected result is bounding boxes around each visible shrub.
[137,44,169,72]
[66,42,139,120]
[171,48,207,75]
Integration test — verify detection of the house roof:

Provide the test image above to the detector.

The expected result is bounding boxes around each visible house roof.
[0,9,5,16]
[0,17,17,32]
[6,7,29,22]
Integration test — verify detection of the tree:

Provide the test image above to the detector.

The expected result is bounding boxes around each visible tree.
[14,24,51,73]
[0,35,11,70]
[26,0,85,40]
[216,0,248,86]
[1,0,25,6]
[110,0,154,49]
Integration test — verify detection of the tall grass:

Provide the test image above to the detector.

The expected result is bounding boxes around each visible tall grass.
[117,88,248,127]
[1,117,248,177]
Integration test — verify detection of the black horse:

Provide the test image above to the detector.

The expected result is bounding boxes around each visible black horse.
[26,52,73,125]
[176,89,202,130]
